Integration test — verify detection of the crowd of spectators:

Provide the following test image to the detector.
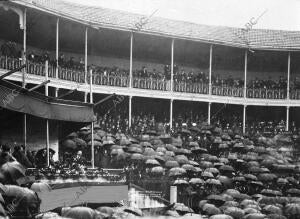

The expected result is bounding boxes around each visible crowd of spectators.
[248,76,287,90]
[1,41,299,92]
[96,102,298,138]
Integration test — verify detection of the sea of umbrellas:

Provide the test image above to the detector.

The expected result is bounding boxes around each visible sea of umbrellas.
[1,123,300,218]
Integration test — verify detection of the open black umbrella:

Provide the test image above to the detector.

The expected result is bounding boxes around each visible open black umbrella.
[62,139,77,149]
[62,206,97,219]
[97,206,115,217]
[190,126,201,133]
[3,185,40,218]
[0,161,26,185]
[284,203,300,217]
[261,189,283,197]
[287,188,300,196]
[73,138,87,148]
[145,130,158,136]
[178,129,192,136]
[124,207,143,216]
[207,194,226,206]
[219,165,235,172]
[165,160,180,168]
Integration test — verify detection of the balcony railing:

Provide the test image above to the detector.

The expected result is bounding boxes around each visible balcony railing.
[212,86,244,97]
[174,81,209,94]
[290,90,300,100]
[58,67,85,83]
[0,56,299,100]
[133,77,169,91]
[246,88,286,99]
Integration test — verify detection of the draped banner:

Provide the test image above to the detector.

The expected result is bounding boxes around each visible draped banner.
[0,81,95,123]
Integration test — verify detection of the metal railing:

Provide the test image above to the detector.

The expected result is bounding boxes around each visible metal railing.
[91,74,129,87]
[133,77,169,91]
[1,56,299,100]
[174,81,209,94]
[246,88,286,99]
[58,67,85,83]
[212,85,244,97]
[290,89,300,100]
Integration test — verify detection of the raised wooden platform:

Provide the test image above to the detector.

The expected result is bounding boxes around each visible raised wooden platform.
[38,181,128,212]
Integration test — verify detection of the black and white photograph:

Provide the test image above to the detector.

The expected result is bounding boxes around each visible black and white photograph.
[0,0,300,218]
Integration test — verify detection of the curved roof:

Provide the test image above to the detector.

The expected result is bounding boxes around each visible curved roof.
[11,0,300,51]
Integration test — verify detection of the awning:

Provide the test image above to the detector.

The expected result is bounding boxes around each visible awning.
[0,80,95,122]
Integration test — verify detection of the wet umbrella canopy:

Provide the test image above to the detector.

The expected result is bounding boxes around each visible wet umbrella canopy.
[0,161,26,185]
[62,139,77,149]
[3,185,40,218]
[130,153,144,160]
[30,182,51,193]
[169,167,187,177]
[150,166,164,174]
[224,206,245,218]
[209,214,233,219]
[62,206,97,219]
[189,178,205,185]
[203,203,222,215]
[165,160,180,168]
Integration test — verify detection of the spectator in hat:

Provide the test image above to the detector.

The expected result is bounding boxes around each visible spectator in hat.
[12,146,33,168]
[35,149,47,168]
[72,150,87,169]
[0,145,16,166]
[58,53,65,67]
[26,150,36,167]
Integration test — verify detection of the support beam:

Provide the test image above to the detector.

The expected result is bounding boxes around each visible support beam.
[129,96,132,128]
[23,114,26,151]
[45,60,50,167]
[85,27,88,84]
[84,27,88,102]
[94,93,116,107]
[243,105,247,134]
[208,102,211,125]
[0,4,25,29]
[209,45,213,95]
[84,92,88,103]
[171,39,174,92]
[286,106,290,131]
[23,8,27,150]
[55,88,59,98]
[90,68,94,168]
[244,50,248,98]
[55,18,59,78]
[56,89,77,99]
[170,99,173,129]
[55,87,59,161]
[91,122,94,168]
[0,64,26,80]
[45,60,50,96]
[129,32,133,88]
[23,8,26,53]
[28,80,50,92]
[46,119,50,167]
[22,8,27,88]
[287,52,291,100]
[89,69,93,103]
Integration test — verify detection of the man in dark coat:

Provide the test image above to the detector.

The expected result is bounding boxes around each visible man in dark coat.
[72,150,87,169]
[12,146,33,168]
[0,145,15,166]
